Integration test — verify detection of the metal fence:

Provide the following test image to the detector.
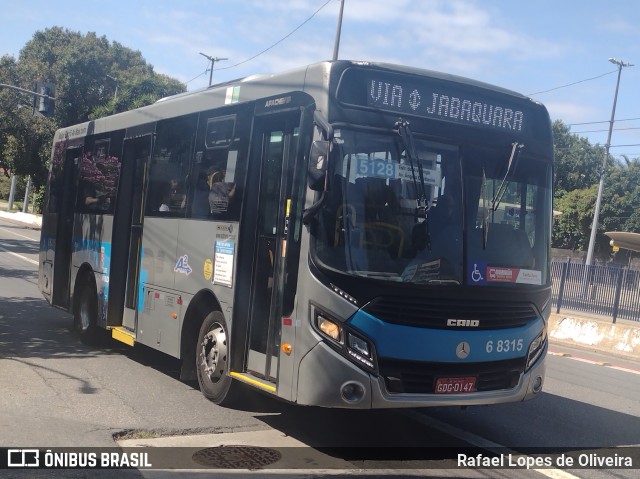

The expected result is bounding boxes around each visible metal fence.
[551,260,640,323]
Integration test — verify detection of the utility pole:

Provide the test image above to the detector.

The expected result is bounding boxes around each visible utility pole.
[199,53,228,86]
[332,0,345,61]
[585,58,633,266]
[106,75,119,100]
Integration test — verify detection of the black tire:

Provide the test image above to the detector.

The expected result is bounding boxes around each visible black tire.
[196,311,239,405]
[74,280,100,345]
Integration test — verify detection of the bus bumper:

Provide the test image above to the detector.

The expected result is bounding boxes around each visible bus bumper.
[296,341,547,408]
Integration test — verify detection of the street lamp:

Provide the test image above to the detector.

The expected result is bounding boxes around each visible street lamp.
[106,75,119,101]
[332,0,345,61]
[584,58,633,266]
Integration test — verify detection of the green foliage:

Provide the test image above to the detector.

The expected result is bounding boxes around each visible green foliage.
[1,27,186,189]
[552,186,598,251]
[549,120,640,260]
[552,120,606,195]
[600,158,640,234]
[90,74,185,119]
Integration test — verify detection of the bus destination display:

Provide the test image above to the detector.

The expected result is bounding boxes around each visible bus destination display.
[368,75,525,133]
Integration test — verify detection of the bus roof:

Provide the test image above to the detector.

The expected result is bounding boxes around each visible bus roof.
[53,60,543,142]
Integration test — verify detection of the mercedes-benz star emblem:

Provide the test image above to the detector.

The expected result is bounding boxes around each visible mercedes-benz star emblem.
[456,341,470,359]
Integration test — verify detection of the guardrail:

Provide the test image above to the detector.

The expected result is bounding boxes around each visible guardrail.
[552,260,640,323]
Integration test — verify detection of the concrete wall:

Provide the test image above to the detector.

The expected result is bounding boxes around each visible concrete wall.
[549,312,640,360]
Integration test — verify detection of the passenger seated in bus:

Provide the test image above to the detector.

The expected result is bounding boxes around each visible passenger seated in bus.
[159,189,171,212]
[159,178,182,213]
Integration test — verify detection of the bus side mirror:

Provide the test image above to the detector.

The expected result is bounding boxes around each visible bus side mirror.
[308,140,329,191]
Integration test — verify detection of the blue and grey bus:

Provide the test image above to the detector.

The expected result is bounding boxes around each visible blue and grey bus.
[39,60,552,408]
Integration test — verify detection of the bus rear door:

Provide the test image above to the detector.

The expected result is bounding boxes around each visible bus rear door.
[52,146,81,309]
[109,135,152,333]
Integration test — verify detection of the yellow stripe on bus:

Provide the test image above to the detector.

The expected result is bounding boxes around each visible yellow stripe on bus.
[111,327,135,347]
[230,372,276,392]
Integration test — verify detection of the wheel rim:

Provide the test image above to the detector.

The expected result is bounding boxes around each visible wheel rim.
[199,323,228,384]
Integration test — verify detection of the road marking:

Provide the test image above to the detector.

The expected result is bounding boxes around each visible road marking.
[608,365,640,376]
[0,226,38,241]
[549,350,640,376]
[403,410,581,479]
[0,244,38,265]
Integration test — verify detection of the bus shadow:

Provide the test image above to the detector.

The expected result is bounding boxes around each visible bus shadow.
[0,296,122,359]
[249,391,640,466]
[0,238,40,255]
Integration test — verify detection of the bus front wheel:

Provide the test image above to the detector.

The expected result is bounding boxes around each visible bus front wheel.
[196,311,238,405]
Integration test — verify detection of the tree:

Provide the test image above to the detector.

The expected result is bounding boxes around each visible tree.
[552,185,598,252]
[17,27,186,126]
[600,158,640,234]
[90,74,185,119]
[0,55,23,178]
[0,27,187,197]
[552,120,607,196]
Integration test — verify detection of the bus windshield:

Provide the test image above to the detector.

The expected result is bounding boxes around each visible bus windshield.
[313,128,552,286]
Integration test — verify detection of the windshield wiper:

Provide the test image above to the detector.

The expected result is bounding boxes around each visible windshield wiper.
[395,119,428,215]
[395,118,431,249]
[481,168,489,249]
[490,142,524,212]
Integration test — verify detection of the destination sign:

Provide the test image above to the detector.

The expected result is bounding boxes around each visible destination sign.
[337,68,530,134]
[367,74,526,133]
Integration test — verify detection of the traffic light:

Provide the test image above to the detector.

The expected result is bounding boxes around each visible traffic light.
[34,81,55,117]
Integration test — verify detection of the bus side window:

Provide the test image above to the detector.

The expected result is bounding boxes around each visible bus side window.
[189,109,249,221]
[146,115,197,217]
[77,138,122,214]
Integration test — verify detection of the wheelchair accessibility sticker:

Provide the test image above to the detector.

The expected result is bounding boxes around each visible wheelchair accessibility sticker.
[468,261,487,285]
[468,261,542,286]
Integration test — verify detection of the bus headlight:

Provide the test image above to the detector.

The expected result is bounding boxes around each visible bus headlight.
[347,332,374,369]
[526,329,547,371]
[348,333,370,357]
[312,304,376,372]
[316,312,343,343]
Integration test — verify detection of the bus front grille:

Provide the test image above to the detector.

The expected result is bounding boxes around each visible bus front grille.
[362,297,538,330]
[379,357,526,394]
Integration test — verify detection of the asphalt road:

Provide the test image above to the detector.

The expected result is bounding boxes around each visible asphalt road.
[1,217,639,478]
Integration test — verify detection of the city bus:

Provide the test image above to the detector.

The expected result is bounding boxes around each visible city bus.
[38,60,552,408]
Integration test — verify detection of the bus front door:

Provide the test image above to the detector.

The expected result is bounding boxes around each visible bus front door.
[243,113,302,383]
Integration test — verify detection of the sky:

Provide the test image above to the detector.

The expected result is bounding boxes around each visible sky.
[1,0,639,160]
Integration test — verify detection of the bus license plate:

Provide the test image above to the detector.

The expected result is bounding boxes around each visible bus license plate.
[434,376,476,394]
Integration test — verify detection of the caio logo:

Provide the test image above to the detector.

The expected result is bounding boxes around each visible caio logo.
[447,319,480,327]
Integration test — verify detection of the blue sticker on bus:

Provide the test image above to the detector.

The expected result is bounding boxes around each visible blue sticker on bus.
[174,254,193,276]
[468,261,487,285]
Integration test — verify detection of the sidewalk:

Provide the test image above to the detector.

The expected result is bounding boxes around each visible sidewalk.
[1,209,638,361]
[0,209,42,228]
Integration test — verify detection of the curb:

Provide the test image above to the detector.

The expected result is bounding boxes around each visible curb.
[0,210,42,229]
[549,313,640,361]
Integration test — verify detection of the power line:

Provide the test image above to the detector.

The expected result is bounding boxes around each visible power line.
[211,0,334,74]
[528,69,618,96]
[573,126,640,134]
[568,117,640,126]
[186,70,208,85]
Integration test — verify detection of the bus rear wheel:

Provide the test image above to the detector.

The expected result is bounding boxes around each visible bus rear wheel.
[196,311,238,405]
[74,281,100,345]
